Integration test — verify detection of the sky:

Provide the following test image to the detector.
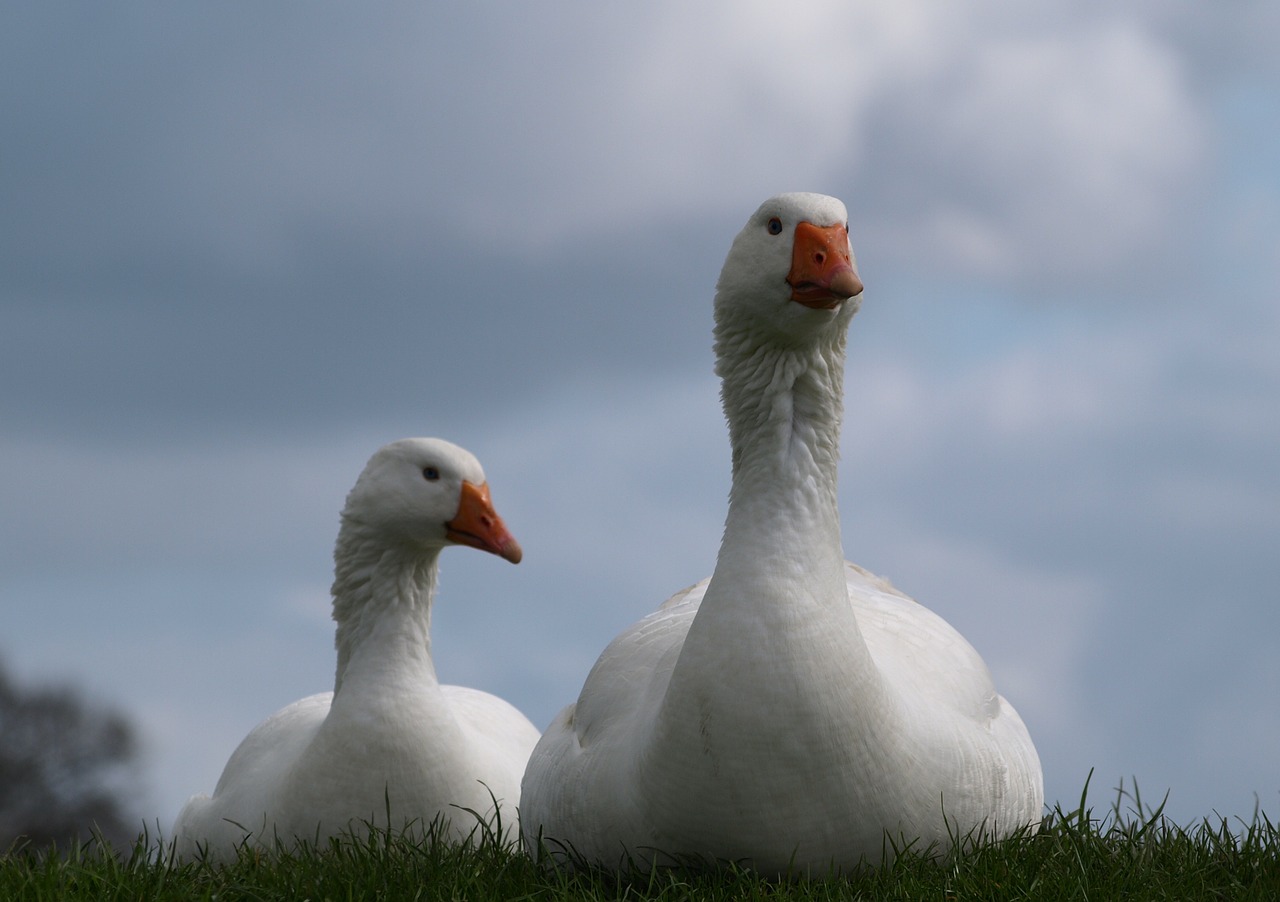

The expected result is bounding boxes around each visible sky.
[2,1,1278,834]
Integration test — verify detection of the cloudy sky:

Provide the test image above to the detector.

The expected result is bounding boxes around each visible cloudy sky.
[3,2,1277,834]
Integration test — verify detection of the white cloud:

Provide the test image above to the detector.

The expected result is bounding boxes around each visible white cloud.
[859,12,1204,284]
[78,2,1195,289]
[513,1,1205,282]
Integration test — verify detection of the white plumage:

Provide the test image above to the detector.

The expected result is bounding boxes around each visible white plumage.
[173,438,539,862]
[519,193,1043,874]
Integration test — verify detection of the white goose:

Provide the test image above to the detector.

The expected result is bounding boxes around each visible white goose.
[519,193,1043,874]
[173,438,539,862]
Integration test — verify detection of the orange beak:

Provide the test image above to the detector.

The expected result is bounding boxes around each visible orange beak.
[446,481,523,564]
[786,221,863,309]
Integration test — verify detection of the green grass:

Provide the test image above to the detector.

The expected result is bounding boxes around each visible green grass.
[3,784,1278,901]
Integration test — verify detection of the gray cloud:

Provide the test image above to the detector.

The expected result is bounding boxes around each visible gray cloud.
[2,0,1277,831]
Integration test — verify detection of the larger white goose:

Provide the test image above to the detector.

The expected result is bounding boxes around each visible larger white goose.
[519,193,1042,874]
[174,438,539,862]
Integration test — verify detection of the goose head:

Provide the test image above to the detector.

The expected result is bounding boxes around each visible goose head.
[714,192,863,347]
[341,438,522,564]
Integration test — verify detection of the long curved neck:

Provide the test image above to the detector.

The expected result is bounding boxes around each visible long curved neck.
[330,521,441,696]
[705,318,850,620]
[717,324,845,486]
[640,310,888,808]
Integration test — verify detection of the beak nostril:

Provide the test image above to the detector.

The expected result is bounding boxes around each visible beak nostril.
[787,220,858,306]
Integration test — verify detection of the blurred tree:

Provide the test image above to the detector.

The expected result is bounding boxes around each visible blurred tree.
[0,656,143,853]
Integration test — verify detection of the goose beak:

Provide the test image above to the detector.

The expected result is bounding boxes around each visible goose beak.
[446,481,523,564]
[787,221,863,309]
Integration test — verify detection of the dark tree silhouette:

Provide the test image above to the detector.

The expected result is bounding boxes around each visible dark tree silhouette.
[0,657,143,853]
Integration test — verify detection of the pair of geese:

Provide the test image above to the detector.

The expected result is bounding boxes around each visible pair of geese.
[173,193,1043,873]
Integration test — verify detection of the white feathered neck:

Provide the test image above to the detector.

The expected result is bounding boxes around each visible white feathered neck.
[714,305,846,498]
[330,518,441,696]
[641,231,892,842]
[658,238,878,704]
[700,250,861,624]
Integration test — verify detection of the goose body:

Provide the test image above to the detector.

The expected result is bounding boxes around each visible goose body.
[519,193,1042,874]
[173,438,539,862]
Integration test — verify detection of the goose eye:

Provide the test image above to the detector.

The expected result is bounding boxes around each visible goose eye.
[422,467,440,481]
[767,217,783,235]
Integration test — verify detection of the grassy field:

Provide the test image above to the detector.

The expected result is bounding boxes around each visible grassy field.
[3,786,1277,901]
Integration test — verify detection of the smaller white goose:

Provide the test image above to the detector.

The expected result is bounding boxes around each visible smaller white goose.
[173,438,539,862]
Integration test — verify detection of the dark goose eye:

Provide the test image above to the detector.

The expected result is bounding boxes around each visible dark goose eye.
[767,217,783,235]
[423,467,440,481]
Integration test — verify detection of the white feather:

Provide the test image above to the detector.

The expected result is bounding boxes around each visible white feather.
[519,193,1043,874]
[173,438,539,862]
